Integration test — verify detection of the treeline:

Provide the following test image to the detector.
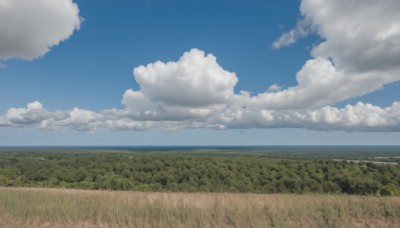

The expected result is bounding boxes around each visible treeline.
[0,152,399,196]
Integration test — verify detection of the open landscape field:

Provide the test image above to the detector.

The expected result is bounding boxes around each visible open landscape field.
[1,147,400,227]
[1,187,399,228]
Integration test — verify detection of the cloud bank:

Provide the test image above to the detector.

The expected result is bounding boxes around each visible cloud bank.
[0,0,81,61]
[0,101,100,132]
[1,0,400,133]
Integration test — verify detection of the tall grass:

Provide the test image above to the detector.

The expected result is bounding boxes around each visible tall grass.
[0,187,399,227]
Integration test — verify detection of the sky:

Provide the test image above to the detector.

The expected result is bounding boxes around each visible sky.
[0,0,399,146]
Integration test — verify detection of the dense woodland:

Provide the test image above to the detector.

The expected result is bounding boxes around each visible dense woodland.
[0,150,400,196]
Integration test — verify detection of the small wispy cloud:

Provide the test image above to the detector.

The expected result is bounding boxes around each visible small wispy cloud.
[272,19,313,49]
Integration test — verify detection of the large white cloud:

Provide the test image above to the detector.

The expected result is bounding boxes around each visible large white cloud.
[274,0,400,74]
[268,0,400,109]
[134,49,238,107]
[302,0,400,73]
[0,0,81,61]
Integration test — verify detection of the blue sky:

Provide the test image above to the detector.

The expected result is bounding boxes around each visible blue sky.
[0,0,399,145]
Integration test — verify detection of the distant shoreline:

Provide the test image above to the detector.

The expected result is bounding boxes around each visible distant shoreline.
[1,145,400,150]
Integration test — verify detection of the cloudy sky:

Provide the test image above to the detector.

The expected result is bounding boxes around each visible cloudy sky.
[0,0,399,146]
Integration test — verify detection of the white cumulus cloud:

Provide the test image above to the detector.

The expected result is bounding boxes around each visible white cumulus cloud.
[134,49,238,107]
[302,0,400,74]
[266,0,400,109]
[0,0,81,61]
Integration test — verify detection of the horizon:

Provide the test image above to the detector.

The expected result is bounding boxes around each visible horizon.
[1,145,400,149]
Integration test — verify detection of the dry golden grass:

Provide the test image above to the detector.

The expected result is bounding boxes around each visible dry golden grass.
[0,187,399,228]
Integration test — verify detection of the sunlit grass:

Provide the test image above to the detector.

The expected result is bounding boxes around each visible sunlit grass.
[0,187,399,227]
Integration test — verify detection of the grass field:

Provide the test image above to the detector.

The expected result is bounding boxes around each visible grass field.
[0,187,399,227]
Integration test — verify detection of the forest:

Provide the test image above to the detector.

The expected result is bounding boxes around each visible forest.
[1,148,399,196]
